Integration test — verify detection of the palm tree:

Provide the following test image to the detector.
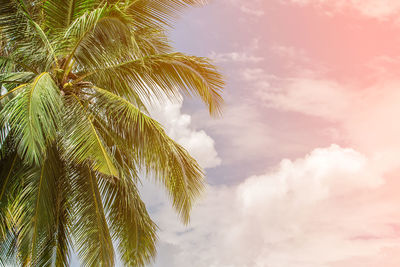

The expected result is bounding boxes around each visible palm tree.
[0,0,223,266]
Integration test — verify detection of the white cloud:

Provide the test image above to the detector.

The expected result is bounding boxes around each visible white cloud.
[270,45,311,64]
[150,100,221,169]
[261,77,354,120]
[244,64,400,171]
[209,51,264,64]
[148,145,400,267]
[224,0,265,17]
[209,38,263,64]
[239,5,265,17]
[239,66,353,121]
[341,80,400,170]
[287,0,400,20]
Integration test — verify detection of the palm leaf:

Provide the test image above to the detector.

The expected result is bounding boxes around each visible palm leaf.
[87,53,224,115]
[43,0,96,32]
[90,87,204,222]
[61,5,132,76]
[62,94,119,177]
[0,153,19,242]
[10,148,64,266]
[101,175,157,267]
[0,73,62,165]
[0,0,57,71]
[124,0,207,29]
[70,165,114,266]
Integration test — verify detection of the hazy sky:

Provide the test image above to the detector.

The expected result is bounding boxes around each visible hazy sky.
[137,0,400,266]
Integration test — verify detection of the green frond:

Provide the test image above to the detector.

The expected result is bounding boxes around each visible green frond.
[0,83,28,103]
[0,72,35,85]
[90,87,204,222]
[52,148,72,267]
[100,175,157,267]
[0,72,35,94]
[88,52,224,115]
[0,55,38,74]
[0,233,18,266]
[61,5,131,68]
[0,73,62,165]
[0,153,19,242]
[8,146,67,266]
[131,28,173,56]
[0,0,57,71]
[43,0,96,32]
[62,94,119,177]
[124,0,207,29]
[70,165,114,267]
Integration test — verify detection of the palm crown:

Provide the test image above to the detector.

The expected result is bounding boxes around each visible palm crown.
[0,0,223,266]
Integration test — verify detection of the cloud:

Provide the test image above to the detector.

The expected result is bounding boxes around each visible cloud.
[239,5,265,17]
[243,61,400,171]
[287,0,400,20]
[239,66,353,121]
[224,0,265,17]
[149,100,221,169]
[209,51,264,64]
[270,45,311,64]
[340,80,400,170]
[209,39,263,64]
[260,76,354,120]
[195,102,275,165]
[142,56,400,267]
[147,145,400,267]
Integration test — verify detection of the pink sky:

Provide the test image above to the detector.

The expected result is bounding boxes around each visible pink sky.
[137,1,400,266]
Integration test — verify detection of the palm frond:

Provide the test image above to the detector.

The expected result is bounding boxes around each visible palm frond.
[0,153,19,242]
[70,165,114,267]
[10,147,65,266]
[87,53,224,115]
[0,72,35,94]
[0,55,38,74]
[0,0,57,71]
[43,0,96,32]
[0,73,62,165]
[62,94,119,177]
[61,5,132,74]
[90,87,204,222]
[101,175,157,267]
[124,0,207,29]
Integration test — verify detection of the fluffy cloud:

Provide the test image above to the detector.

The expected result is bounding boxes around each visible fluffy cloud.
[244,63,400,171]
[287,0,400,20]
[142,57,400,267]
[148,145,399,267]
[240,66,354,121]
[149,100,221,169]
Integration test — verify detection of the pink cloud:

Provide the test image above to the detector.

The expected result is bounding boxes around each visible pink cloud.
[260,77,353,120]
[287,0,400,20]
[148,145,400,267]
[209,51,264,63]
[246,63,400,171]
[224,0,265,17]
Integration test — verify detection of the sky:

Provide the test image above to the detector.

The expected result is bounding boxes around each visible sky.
[134,0,400,266]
